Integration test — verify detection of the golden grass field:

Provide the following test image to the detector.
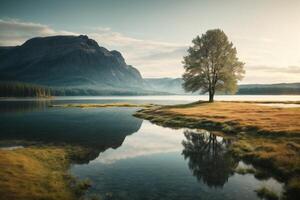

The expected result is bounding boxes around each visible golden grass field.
[0,147,74,200]
[168,102,300,134]
[0,146,93,200]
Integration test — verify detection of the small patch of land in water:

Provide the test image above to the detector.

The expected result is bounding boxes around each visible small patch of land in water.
[134,101,300,199]
[50,103,157,108]
[0,144,95,200]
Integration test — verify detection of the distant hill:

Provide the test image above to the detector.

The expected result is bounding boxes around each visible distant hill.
[145,78,186,94]
[0,35,152,95]
[146,78,300,95]
[237,83,300,95]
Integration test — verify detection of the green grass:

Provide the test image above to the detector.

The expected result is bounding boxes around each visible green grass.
[0,145,94,200]
[255,187,279,200]
[284,177,300,200]
[235,167,256,175]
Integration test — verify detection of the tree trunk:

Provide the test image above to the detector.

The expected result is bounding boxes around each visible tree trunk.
[209,91,214,102]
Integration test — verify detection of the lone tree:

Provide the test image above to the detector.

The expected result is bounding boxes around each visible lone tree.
[182,29,245,102]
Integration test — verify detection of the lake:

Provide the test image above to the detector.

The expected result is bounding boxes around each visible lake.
[1,95,298,199]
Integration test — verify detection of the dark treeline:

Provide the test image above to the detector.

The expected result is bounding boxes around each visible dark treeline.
[51,88,167,96]
[0,81,167,97]
[3,81,298,97]
[0,81,51,97]
[237,87,300,95]
[50,88,150,96]
[0,82,109,97]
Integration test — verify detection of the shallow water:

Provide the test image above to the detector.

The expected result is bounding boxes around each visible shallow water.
[0,96,291,199]
[71,122,283,200]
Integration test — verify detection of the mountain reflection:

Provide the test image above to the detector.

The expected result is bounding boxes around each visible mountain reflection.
[182,130,238,188]
[0,103,142,159]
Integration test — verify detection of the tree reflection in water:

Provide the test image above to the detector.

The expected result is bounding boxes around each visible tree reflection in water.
[182,130,238,188]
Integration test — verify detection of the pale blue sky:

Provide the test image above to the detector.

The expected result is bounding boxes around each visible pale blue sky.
[0,0,300,83]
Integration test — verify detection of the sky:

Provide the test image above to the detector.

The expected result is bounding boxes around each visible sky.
[0,0,300,84]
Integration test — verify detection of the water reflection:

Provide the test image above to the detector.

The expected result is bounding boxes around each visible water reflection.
[71,124,283,200]
[0,100,285,200]
[182,130,238,188]
[0,100,51,113]
[91,121,184,164]
[0,101,143,162]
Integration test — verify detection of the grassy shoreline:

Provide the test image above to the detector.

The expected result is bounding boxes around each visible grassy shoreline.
[134,101,300,135]
[0,145,95,200]
[134,101,300,199]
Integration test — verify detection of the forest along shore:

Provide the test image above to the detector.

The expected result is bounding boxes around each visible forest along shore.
[134,101,300,199]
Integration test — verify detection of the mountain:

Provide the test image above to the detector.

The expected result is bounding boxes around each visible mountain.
[0,46,14,56]
[0,35,147,93]
[145,78,186,94]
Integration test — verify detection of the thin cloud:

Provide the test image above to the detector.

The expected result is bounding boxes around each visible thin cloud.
[141,47,188,60]
[0,19,75,45]
[89,27,186,54]
[243,65,300,84]
[88,27,187,77]
[0,19,186,78]
[247,65,300,74]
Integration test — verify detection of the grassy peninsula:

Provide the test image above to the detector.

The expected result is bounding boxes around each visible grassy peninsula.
[134,101,300,198]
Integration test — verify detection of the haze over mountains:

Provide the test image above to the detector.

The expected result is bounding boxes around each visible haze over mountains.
[145,79,300,95]
[0,35,152,95]
[0,35,299,95]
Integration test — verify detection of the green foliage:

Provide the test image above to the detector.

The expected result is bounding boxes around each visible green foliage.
[182,29,245,101]
[255,187,279,200]
[235,167,256,175]
[221,124,235,133]
[74,178,92,196]
[0,145,96,200]
[284,177,300,200]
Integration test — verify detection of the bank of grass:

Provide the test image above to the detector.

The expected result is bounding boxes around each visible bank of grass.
[135,101,300,135]
[0,145,93,200]
[255,187,279,200]
[50,103,157,108]
[134,101,300,198]
[235,166,256,175]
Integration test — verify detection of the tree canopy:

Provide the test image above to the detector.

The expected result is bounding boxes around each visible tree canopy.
[182,29,245,102]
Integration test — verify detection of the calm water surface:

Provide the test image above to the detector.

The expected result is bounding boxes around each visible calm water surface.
[2,94,300,102]
[0,95,293,199]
